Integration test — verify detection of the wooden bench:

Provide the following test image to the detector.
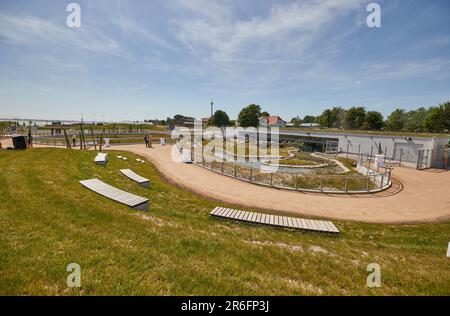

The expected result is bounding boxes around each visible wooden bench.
[95,153,109,166]
[79,179,149,211]
[120,169,151,188]
[210,207,339,234]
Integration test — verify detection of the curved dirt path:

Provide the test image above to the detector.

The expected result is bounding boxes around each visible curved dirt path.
[108,144,450,223]
[24,142,447,223]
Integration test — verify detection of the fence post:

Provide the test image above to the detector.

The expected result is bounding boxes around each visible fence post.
[295,174,298,189]
[221,161,224,173]
[234,164,237,177]
[358,144,361,157]
[250,168,253,181]
[320,176,323,191]
[270,173,273,186]
[346,143,349,159]
[399,149,403,167]
[380,175,384,189]
[366,177,370,192]
[368,146,373,169]
[344,176,348,192]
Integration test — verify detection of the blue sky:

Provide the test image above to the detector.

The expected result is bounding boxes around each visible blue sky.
[0,0,449,121]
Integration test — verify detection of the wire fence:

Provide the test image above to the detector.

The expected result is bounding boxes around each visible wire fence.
[185,149,392,194]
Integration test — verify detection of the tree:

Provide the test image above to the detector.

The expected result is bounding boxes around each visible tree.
[290,116,302,127]
[209,110,231,127]
[237,104,261,127]
[403,107,428,132]
[424,102,450,132]
[302,115,316,123]
[385,109,406,131]
[345,107,366,129]
[260,111,270,117]
[317,109,333,128]
[317,107,346,128]
[363,111,384,130]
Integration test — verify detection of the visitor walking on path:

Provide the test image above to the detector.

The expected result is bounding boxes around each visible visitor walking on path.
[72,135,76,147]
[144,135,149,148]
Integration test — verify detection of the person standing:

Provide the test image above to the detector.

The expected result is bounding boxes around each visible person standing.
[144,135,149,148]
[28,131,33,148]
[148,134,153,148]
[72,135,76,148]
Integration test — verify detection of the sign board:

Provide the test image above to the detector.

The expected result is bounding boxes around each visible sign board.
[182,149,192,163]
[375,154,385,168]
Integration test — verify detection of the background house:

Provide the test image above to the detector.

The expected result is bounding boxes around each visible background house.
[259,116,287,128]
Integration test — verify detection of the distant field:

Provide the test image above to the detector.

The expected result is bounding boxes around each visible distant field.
[0,148,449,295]
[37,123,166,132]
[34,133,172,147]
[282,128,450,138]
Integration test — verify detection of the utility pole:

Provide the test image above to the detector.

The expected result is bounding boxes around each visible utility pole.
[210,99,214,117]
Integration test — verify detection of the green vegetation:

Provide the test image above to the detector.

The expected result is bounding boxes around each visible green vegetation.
[209,110,231,127]
[281,127,450,138]
[290,101,450,133]
[38,123,166,132]
[237,104,262,127]
[0,149,449,295]
[35,133,171,147]
[277,152,328,166]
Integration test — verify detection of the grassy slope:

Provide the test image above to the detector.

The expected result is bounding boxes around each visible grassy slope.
[0,148,449,295]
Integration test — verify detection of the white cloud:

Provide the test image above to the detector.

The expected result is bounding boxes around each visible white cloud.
[172,0,362,63]
[0,13,126,57]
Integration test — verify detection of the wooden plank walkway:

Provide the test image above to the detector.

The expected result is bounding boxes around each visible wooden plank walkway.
[209,207,339,234]
[120,169,151,188]
[79,179,149,211]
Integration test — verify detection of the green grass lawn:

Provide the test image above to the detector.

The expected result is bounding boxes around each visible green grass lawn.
[0,148,449,295]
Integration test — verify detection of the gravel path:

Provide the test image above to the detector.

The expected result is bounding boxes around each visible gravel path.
[109,144,450,224]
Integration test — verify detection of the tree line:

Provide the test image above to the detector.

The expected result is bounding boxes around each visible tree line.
[290,101,450,133]
[171,101,450,133]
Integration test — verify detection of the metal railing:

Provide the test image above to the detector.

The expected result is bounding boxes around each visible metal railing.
[184,148,392,194]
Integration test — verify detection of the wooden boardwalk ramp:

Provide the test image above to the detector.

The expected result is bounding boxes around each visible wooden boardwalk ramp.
[120,169,151,188]
[80,179,149,211]
[210,207,339,234]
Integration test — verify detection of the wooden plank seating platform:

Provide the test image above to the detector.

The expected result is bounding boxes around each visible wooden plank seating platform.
[79,179,149,211]
[120,169,151,188]
[95,153,109,166]
[209,207,339,234]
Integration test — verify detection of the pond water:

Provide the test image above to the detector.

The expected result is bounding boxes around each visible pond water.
[214,150,344,174]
